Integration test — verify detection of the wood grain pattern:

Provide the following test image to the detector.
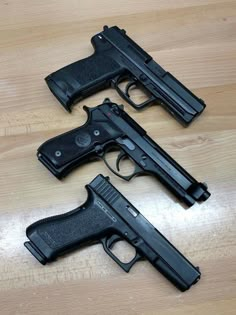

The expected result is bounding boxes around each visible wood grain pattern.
[0,1,235,314]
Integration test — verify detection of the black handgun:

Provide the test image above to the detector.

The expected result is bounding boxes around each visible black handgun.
[37,99,210,207]
[45,25,206,126]
[24,174,201,291]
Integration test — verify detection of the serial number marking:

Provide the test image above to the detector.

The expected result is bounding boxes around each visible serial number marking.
[96,200,117,222]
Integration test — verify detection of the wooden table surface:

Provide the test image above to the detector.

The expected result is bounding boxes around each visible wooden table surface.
[0,1,236,314]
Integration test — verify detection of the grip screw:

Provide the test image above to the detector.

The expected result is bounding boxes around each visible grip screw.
[55,150,62,157]
[94,130,100,136]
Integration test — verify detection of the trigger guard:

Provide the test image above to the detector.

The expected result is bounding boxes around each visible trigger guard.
[112,74,157,110]
[101,235,144,273]
[106,161,142,181]
[103,147,145,181]
[103,147,134,181]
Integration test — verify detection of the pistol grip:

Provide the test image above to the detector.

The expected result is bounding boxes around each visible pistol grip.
[37,124,98,179]
[45,52,123,112]
[37,106,122,179]
[24,187,115,264]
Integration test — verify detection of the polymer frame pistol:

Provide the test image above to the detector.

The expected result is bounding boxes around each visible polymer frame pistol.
[45,25,206,126]
[24,174,201,292]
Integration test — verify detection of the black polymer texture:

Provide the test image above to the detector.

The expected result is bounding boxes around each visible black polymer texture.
[66,54,121,85]
[35,205,114,250]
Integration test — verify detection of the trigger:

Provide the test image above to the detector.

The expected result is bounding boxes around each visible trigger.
[116,150,128,172]
[101,235,144,273]
[106,234,123,249]
[125,80,137,97]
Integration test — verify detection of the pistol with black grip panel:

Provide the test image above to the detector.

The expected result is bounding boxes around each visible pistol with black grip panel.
[24,174,201,291]
[45,25,206,126]
[37,99,210,207]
